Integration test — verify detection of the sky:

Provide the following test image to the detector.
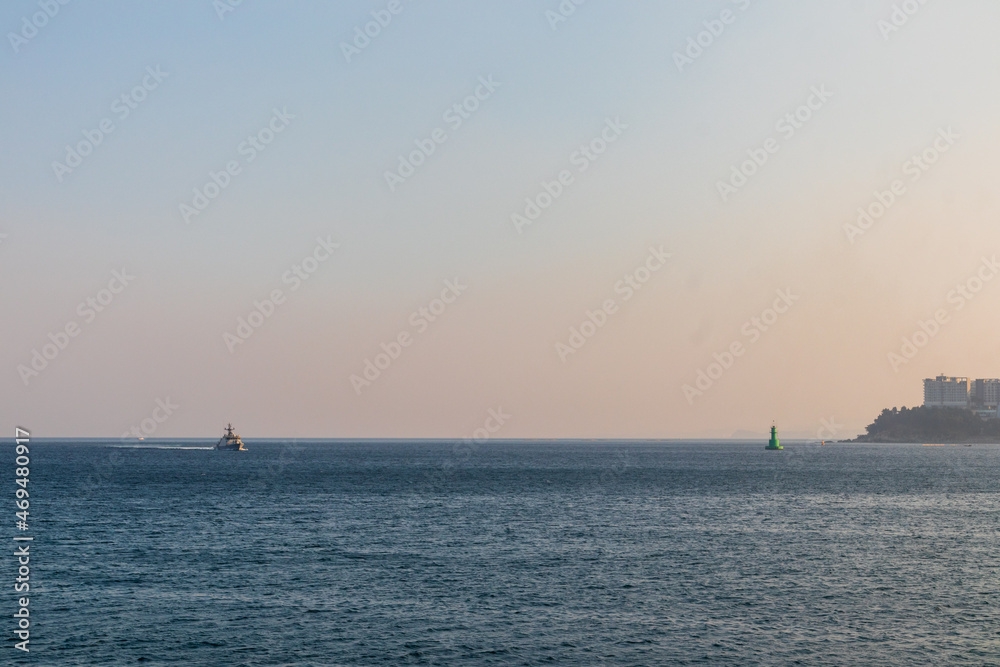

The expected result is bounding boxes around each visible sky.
[3,0,1000,439]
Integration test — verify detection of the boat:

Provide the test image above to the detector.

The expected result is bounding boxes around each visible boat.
[216,423,247,451]
[765,423,782,450]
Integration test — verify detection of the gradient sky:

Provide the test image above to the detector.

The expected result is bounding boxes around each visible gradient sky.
[4,0,1000,439]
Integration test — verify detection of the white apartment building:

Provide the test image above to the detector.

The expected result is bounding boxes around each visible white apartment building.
[973,378,1000,409]
[923,375,970,408]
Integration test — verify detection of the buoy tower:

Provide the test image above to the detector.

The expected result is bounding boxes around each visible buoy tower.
[766,423,782,450]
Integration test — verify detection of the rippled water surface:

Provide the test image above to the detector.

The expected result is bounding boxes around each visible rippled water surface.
[10,440,1000,665]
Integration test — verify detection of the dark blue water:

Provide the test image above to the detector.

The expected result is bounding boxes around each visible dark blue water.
[7,440,1000,665]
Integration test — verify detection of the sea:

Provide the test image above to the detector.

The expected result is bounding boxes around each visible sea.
[6,439,1000,665]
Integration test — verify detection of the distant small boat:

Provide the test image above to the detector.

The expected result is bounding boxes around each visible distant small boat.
[765,423,782,450]
[216,423,247,451]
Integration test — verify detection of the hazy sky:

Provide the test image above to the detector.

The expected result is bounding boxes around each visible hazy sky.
[4,0,1000,439]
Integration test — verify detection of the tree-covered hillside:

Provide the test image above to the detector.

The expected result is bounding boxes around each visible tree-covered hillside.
[853,406,1000,443]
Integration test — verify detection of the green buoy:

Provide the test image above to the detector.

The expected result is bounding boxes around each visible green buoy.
[766,423,782,450]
